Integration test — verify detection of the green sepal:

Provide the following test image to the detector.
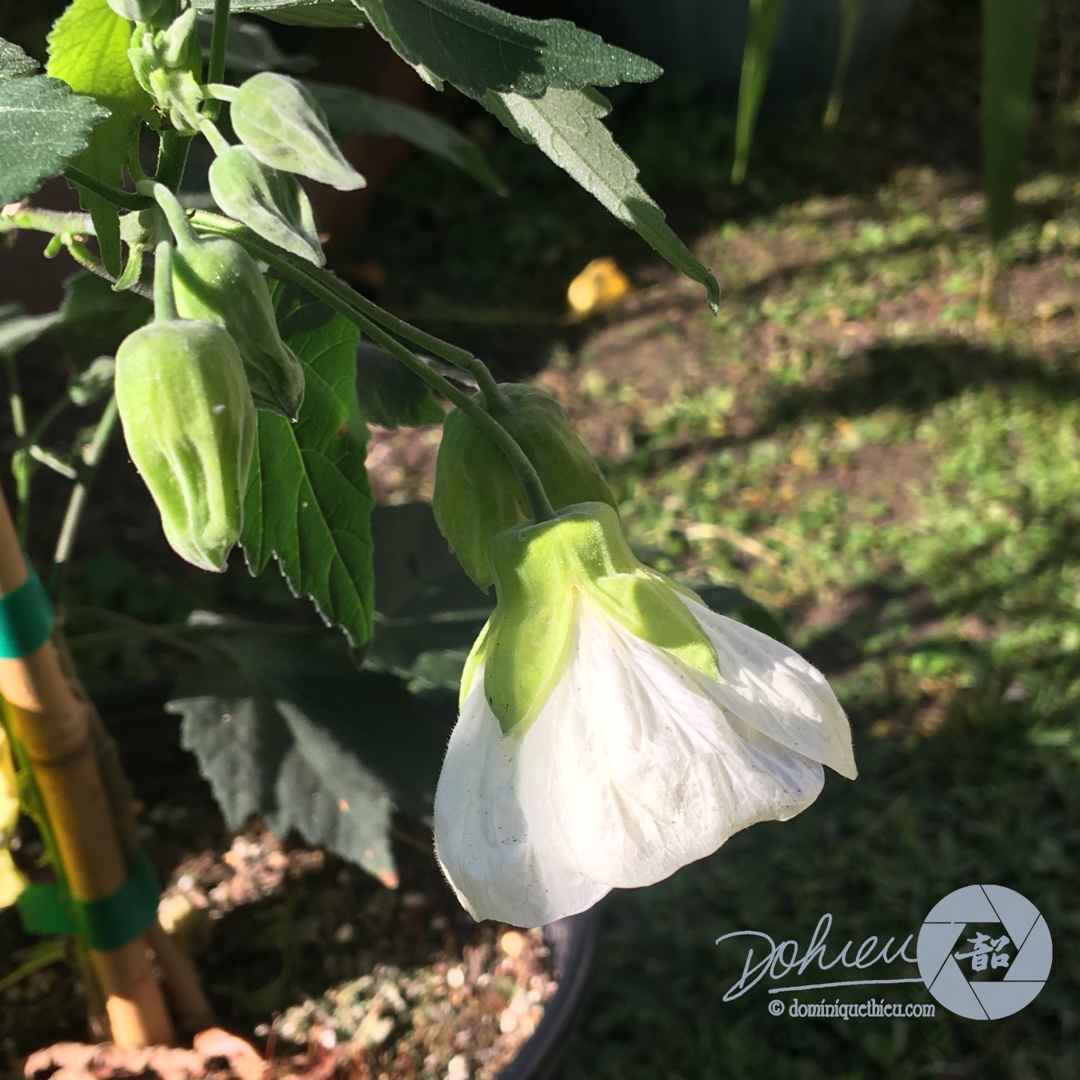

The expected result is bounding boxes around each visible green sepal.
[231,72,365,191]
[481,503,719,735]
[434,384,616,591]
[208,145,325,265]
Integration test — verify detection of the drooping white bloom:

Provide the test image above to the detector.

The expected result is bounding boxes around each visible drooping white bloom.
[434,503,856,928]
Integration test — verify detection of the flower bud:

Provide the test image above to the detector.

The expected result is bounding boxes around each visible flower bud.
[115,320,256,572]
[230,73,365,191]
[128,7,203,134]
[107,0,164,22]
[158,192,305,419]
[209,145,324,266]
[433,385,616,590]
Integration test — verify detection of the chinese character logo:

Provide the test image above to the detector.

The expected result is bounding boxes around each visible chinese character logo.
[917,885,1052,1019]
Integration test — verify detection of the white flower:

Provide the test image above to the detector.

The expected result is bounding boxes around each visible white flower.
[433,504,856,927]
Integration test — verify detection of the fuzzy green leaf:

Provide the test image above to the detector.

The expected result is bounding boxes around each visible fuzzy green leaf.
[168,622,448,885]
[46,0,157,276]
[485,86,719,312]
[194,0,363,27]
[307,81,505,192]
[355,0,661,99]
[241,281,375,647]
[0,38,109,206]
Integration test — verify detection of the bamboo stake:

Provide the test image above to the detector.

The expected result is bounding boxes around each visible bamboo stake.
[53,633,215,1032]
[0,491,173,1047]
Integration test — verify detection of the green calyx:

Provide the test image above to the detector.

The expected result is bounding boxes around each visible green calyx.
[475,502,720,735]
[156,186,305,419]
[208,145,325,267]
[230,73,365,192]
[115,320,256,572]
[433,384,617,591]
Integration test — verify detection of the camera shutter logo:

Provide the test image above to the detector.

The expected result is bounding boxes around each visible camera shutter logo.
[917,885,1052,1019]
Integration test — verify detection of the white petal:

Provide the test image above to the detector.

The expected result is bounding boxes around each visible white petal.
[679,596,858,780]
[516,601,825,890]
[433,664,611,927]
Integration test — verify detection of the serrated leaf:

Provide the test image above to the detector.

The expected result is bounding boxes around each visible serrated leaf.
[485,86,719,312]
[167,624,449,884]
[982,0,1044,246]
[365,502,492,687]
[241,282,375,647]
[355,342,445,429]
[355,0,660,100]
[0,39,38,79]
[47,0,157,276]
[0,38,109,206]
[306,80,504,193]
[193,0,364,27]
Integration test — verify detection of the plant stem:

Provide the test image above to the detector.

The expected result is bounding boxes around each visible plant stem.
[190,214,553,520]
[0,204,94,241]
[49,397,120,602]
[203,0,232,122]
[63,165,152,212]
[2,353,31,543]
[189,211,504,401]
[154,130,191,192]
[152,240,178,321]
[62,607,211,661]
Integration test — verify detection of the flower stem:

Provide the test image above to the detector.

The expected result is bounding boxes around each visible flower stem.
[189,211,505,401]
[203,0,231,122]
[189,212,553,520]
[154,130,191,192]
[152,240,178,322]
[62,165,152,212]
[49,396,120,602]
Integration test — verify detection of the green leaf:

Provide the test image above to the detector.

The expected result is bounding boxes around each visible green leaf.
[195,13,317,75]
[982,0,1043,246]
[0,304,63,357]
[57,272,151,365]
[355,0,661,99]
[0,39,38,79]
[193,0,364,27]
[355,342,445,429]
[484,86,719,312]
[732,0,785,185]
[241,281,375,648]
[823,0,864,129]
[306,81,505,193]
[47,0,157,276]
[168,622,449,885]
[0,38,109,206]
[365,502,492,689]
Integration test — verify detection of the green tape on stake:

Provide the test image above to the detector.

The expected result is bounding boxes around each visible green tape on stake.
[15,847,159,951]
[0,561,54,659]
